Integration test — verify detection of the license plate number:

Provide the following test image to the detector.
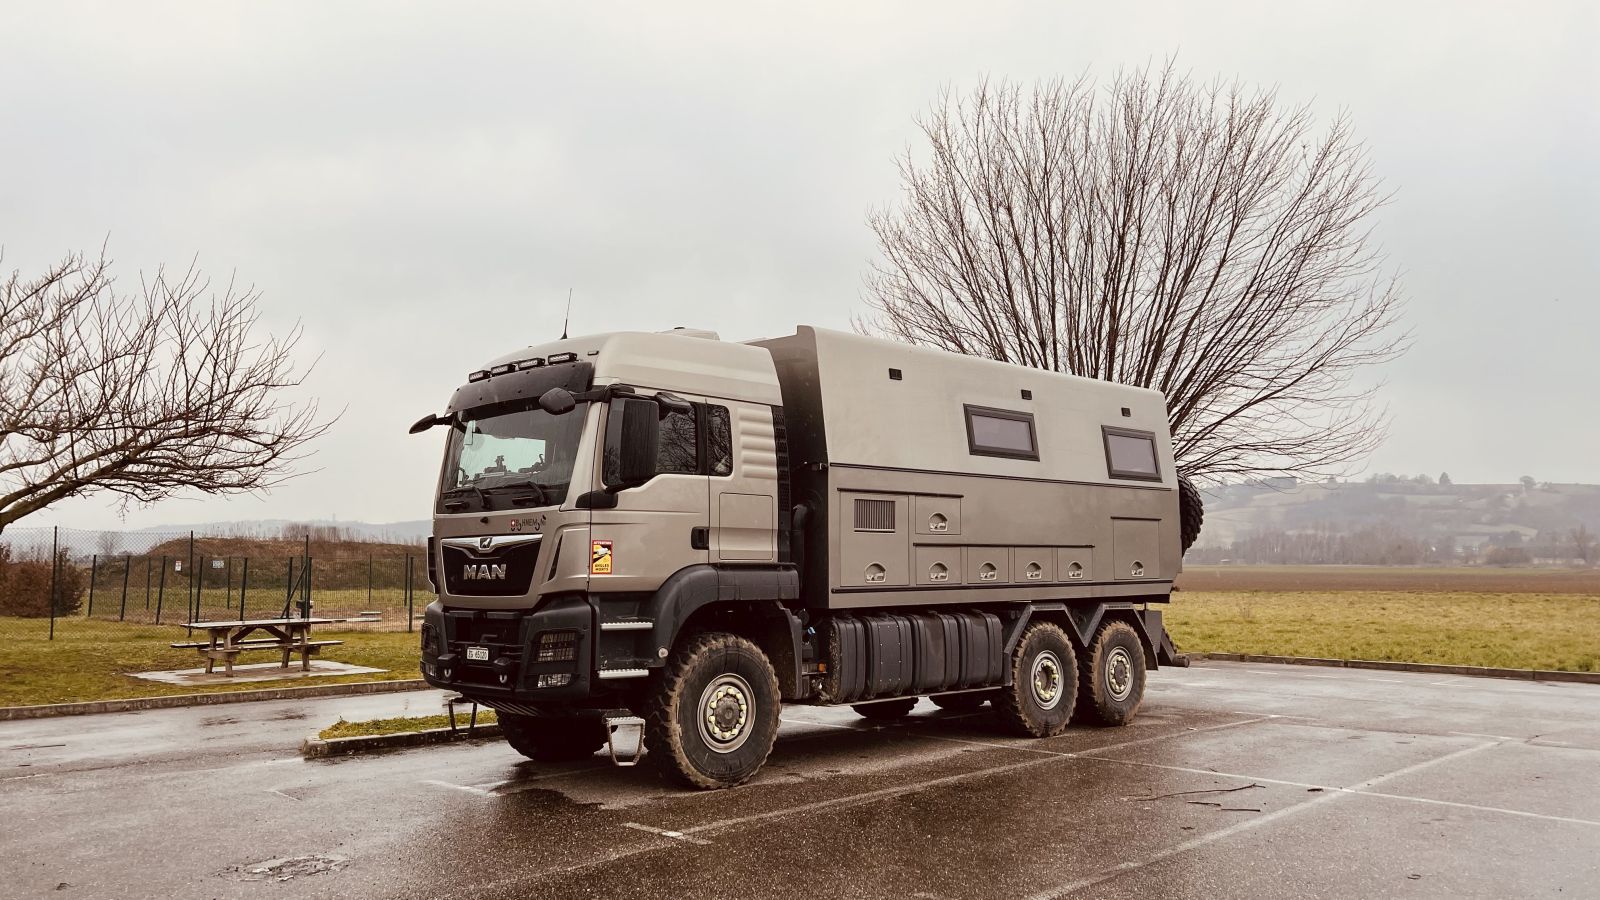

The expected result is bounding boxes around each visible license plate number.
[466,646,489,661]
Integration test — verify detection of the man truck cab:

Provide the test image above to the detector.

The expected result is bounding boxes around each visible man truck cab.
[412,326,1200,789]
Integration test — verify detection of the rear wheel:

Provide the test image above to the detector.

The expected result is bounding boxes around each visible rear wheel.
[499,712,606,762]
[1075,620,1147,726]
[644,632,781,790]
[995,622,1078,738]
[930,692,991,713]
[852,698,918,720]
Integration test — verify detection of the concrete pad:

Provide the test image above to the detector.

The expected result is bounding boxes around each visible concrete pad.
[130,660,386,686]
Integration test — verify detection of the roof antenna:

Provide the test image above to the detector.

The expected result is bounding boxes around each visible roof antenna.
[561,288,572,340]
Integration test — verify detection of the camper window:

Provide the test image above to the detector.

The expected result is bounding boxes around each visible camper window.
[1103,427,1161,481]
[964,405,1039,460]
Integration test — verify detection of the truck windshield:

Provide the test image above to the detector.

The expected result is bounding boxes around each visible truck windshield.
[438,402,587,512]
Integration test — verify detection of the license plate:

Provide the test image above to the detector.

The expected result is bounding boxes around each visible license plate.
[466,646,489,662]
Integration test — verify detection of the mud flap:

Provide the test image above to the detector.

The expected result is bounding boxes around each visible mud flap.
[1146,609,1190,668]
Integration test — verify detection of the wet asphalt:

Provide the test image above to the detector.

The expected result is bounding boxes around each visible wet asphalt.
[2,661,1597,900]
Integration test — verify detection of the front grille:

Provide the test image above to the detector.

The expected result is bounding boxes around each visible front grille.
[441,539,541,596]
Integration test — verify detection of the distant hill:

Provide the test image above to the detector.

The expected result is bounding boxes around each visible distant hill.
[1194,477,1600,564]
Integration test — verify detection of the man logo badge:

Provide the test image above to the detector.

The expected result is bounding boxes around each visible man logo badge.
[462,563,507,580]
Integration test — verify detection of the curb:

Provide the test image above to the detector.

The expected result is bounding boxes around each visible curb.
[302,723,503,758]
[0,679,433,721]
[1192,653,1600,685]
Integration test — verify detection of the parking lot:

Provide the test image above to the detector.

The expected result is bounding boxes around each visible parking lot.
[2,660,1597,899]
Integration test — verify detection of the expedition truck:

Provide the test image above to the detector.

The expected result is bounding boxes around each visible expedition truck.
[409,326,1204,789]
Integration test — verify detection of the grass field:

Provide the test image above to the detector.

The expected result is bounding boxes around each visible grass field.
[319,710,497,740]
[6,565,1598,706]
[1167,590,1600,672]
[0,618,420,707]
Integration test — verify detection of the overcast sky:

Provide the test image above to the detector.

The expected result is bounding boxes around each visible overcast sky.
[3,1,1596,531]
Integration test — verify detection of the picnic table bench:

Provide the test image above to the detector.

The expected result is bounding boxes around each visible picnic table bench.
[172,617,361,676]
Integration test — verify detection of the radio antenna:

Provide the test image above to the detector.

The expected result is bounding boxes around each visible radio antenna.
[561,288,572,340]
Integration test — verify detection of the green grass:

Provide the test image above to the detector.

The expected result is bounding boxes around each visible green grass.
[319,710,496,740]
[0,617,422,707]
[1167,591,1600,672]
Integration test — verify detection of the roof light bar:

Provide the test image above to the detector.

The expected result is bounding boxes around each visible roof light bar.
[467,370,491,382]
[547,352,578,364]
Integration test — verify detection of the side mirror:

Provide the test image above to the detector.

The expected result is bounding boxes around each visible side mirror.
[408,413,444,434]
[611,398,660,490]
[654,391,693,419]
[538,387,576,416]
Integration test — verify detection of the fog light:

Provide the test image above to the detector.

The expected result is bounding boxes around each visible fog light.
[536,630,577,663]
[537,673,572,689]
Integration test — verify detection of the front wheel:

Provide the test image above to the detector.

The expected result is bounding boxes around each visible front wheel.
[644,632,782,790]
[995,622,1078,738]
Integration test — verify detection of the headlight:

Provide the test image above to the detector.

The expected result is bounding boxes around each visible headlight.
[536,630,577,663]
[421,622,440,655]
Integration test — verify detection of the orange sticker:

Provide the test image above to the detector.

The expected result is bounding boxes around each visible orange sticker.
[590,540,613,574]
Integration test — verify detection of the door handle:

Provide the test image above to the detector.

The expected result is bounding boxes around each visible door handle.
[691,527,709,550]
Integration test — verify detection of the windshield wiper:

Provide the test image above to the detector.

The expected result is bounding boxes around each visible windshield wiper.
[481,478,549,507]
[441,483,489,511]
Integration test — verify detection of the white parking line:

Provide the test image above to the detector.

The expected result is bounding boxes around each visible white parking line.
[1022,742,1499,899]
[621,822,712,845]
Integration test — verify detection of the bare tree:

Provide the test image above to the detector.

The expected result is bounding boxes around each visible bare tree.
[1573,525,1597,566]
[0,250,330,532]
[862,64,1407,480]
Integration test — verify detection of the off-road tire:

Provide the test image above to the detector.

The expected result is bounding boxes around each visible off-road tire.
[644,632,781,790]
[852,698,918,720]
[930,692,991,713]
[1178,473,1205,554]
[1074,620,1147,726]
[995,622,1078,738]
[499,712,607,762]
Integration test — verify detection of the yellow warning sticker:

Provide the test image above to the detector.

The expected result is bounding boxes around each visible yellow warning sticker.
[590,540,613,575]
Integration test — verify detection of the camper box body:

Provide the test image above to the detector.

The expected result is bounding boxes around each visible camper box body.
[755,327,1182,611]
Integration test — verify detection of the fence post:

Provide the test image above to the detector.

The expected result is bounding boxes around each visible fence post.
[87,554,98,617]
[119,553,131,622]
[406,554,415,633]
[302,535,311,619]
[145,556,152,612]
[48,526,59,641]
[239,557,249,620]
[368,553,373,608]
[155,556,167,624]
[186,531,196,625]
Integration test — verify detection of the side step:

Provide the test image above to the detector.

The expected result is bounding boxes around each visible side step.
[603,715,646,767]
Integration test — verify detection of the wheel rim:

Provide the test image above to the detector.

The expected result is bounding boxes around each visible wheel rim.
[1106,646,1134,702]
[1030,650,1064,710]
[697,673,755,753]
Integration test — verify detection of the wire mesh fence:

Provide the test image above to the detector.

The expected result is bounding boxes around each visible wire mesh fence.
[0,526,425,641]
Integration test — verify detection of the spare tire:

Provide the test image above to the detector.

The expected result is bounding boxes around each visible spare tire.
[1178,473,1204,554]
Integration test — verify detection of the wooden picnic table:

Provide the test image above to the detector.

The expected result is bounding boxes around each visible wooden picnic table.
[173,617,354,676]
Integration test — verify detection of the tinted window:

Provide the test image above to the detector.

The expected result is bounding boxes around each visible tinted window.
[965,405,1038,460]
[657,406,698,475]
[707,405,732,476]
[1104,428,1160,480]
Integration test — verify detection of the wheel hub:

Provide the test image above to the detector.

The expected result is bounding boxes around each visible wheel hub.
[1030,650,1064,710]
[697,674,754,753]
[1106,646,1134,702]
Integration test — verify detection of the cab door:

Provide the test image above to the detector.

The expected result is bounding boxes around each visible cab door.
[585,394,710,592]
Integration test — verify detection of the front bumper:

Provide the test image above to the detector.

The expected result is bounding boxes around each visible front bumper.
[420,595,597,702]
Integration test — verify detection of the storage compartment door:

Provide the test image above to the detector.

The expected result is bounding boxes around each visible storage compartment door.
[1012,547,1054,584]
[912,496,962,535]
[1111,518,1161,580]
[1057,548,1093,583]
[914,546,963,586]
[839,493,910,587]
